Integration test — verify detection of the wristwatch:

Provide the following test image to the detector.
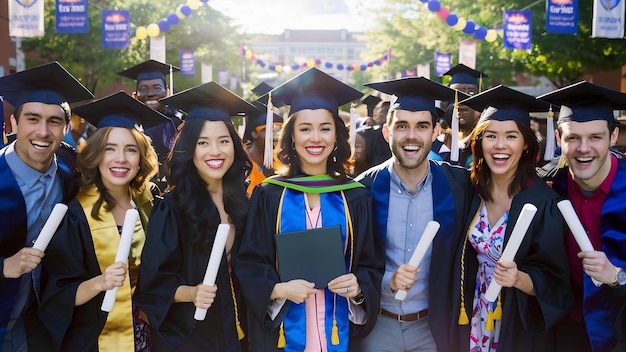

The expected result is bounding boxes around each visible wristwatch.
[610,268,626,287]
[350,289,365,305]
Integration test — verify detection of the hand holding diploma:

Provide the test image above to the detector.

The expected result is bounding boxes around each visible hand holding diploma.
[33,203,68,251]
[194,224,230,321]
[101,209,138,312]
[395,221,440,301]
[557,200,602,286]
[485,204,537,302]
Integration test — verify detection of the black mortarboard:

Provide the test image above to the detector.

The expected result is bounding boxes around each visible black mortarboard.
[270,67,362,115]
[537,81,626,124]
[443,64,487,87]
[460,85,549,125]
[244,101,284,142]
[361,94,382,117]
[251,82,274,97]
[117,60,180,86]
[0,61,93,112]
[73,91,170,130]
[364,77,456,116]
[160,81,255,122]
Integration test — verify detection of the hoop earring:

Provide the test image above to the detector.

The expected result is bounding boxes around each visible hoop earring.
[333,154,337,163]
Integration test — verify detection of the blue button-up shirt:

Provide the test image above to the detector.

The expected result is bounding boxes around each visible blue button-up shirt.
[380,162,434,315]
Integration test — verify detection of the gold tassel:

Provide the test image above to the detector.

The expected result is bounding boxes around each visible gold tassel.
[493,297,502,321]
[229,274,245,340]
[458,302,469,325]
[485,309,495,331]
[331,319,340,345]
[277,323,286,348]
[236,320,245,341]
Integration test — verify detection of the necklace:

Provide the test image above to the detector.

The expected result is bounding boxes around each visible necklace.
[306,207,322,229]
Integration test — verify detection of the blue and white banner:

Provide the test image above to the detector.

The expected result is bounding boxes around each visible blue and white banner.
[503,10,532,50]
[546,0,578,34]
[459,39,476,69]
[180,50,195,77]
[592,0,624,38]
[218,69,229,85]
[102,10,129,49]
[56,0,88,34]
[417,63,430,79]
[9,0,44,37]
[434,52,451,77]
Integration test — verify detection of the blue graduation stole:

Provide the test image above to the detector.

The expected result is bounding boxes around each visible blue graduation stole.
[554,160,626,352]
[0,150,27,336]
[370,160,455,245]
[584,160,626,352]
[277,187,353,352]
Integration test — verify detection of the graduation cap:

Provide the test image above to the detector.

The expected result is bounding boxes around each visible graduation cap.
[160,81,255,123]
[443,64,487,91]
[117,59,180,86]
[72,91,170,130]
[251,82,274,97]
[243,101,283,142]
[361,94,382,117]
[270,67,362,115]
[460,85,550,125]
[0,61,93,114]
[364,76,456,116]
[537,81,626,124]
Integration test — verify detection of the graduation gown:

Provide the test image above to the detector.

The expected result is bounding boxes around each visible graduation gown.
[39,185,153,351]
[234,181,384,352]
[553,158,626,352]
[356,159,474,352]
[0,144,76,351]
[451,179,573,352]
[134,193,245,352]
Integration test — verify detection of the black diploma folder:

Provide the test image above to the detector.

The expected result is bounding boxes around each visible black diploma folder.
[274,225,346,288]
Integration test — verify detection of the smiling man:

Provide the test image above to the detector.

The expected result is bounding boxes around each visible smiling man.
[354,77,474,352]
[540,81,626,352]
[0,61,93,351]
[118,60,185,185]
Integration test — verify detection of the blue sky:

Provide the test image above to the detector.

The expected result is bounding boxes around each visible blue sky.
[209,0,384,34]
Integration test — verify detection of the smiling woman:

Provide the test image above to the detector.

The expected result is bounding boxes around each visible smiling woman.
[134,81,254,351]
[234,67,384,352]
[39,91,163,352]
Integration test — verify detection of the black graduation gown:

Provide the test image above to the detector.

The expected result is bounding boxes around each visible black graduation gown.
[233,183,384,352]
[451,180,573,352]
[134,194,244,352]
[357,159,475,352]
[39,187,153,352]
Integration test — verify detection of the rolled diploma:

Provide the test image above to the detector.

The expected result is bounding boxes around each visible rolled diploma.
[395,221,440,301]
[101,209,139,312]
[557,200,602,286]
[485,203,537,302]
[32,203,68,251]
[194,224,231,320]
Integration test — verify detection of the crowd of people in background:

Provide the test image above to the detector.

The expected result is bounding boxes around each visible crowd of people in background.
[0,60,625,352]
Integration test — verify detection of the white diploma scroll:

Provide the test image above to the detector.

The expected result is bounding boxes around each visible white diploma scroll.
[485,203,537,302]
[101,209,139,312]
[194,224,231,321]
[395,221,440,301]
[32,203,68,251]
[557,200,602,286]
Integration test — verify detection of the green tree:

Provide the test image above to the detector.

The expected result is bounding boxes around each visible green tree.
[22,0,246,94]
[361,0,626,89]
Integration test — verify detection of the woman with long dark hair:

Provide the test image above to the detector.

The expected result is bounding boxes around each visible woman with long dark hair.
[234,68,384,351]
[40,92,163,351]
[134,82,253,351]
[451,86,572,351]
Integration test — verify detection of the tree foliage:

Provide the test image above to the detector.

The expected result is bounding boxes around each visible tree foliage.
[21,0,246,95]
[361,0,626,88]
